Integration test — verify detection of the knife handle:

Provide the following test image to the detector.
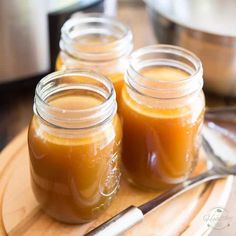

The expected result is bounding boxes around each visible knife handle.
[84,206,144,236]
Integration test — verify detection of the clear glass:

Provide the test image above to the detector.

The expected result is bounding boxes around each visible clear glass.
[28,70,122,223]
[120,45,205,190]
[56,13,133,102]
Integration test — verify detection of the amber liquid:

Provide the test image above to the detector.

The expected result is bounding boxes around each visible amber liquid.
[56,35,125,103]
[120,67,204,190]
[28,91,122,223]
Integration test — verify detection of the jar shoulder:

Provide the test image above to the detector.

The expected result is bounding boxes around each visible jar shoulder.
[120,86,205,119]
[28,114,122,148]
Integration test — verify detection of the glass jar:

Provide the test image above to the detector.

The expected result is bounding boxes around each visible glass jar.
[28,70,122,223]
[120,45,205,190]
[56,13,133,102]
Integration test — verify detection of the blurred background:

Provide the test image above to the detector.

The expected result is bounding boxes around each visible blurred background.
[0,1,235,234]
[1,0,236,148]
[0,0,154,149]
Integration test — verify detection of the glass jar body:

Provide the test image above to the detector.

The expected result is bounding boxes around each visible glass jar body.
[120,87,205,190]
[56,53,127,102]
[120,45,205,190]
[56,14,133,103]
[27,70,121,223]
[28,114,122,223]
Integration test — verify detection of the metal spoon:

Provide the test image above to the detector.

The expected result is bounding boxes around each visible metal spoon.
[85,122,236,236]
[205,106,236,122]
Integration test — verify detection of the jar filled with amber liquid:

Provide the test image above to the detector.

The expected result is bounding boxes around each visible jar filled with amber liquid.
[120,45,205,190]
[28,70,122,223]
[56,13,133,102]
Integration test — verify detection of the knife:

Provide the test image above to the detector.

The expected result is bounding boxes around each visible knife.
[85,154,227,236]
[85,109,235,236]
[84,171,220,236]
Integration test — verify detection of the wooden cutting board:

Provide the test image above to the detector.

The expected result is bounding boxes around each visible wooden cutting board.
[0,128,234,236]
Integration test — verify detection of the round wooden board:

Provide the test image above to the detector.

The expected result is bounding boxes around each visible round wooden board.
[0,129,234,236]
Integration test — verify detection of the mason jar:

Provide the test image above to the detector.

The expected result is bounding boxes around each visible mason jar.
[120,45,205,190]
[28,70,122,223]
[56,13,133,102]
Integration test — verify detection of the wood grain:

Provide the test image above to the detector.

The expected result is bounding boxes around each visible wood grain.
[0,2,235,235]
[0,129,233,236]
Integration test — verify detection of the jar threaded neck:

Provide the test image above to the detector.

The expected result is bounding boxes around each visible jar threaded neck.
[34,70,117,130]
[60,13,133,62]
[125,44,203,99]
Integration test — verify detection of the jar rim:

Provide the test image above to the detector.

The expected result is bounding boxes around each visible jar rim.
[34,69,117,130]
[60,13,133,62]
[125,44,203,99]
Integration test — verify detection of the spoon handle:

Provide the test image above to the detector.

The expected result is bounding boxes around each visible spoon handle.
[139,169,224,214]
[206,106,236,122]
[85,170,226,236]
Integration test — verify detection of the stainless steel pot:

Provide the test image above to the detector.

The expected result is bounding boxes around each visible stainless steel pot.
[0,0,50,83]
[145,0,236,97]
[0,0,107,84]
